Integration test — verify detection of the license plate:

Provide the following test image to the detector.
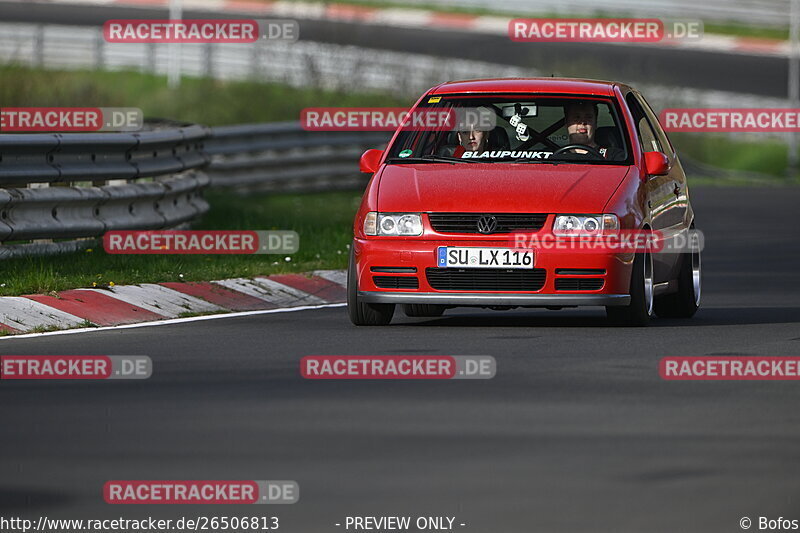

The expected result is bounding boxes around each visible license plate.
[437,247,534,269]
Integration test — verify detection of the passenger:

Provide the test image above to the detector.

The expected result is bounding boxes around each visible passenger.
[457,127,489,153]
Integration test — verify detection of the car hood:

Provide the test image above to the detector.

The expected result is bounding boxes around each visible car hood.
[377,163,631,213]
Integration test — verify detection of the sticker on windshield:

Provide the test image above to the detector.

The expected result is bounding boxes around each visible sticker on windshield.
[461,150,553,159]
[398,149,413,158]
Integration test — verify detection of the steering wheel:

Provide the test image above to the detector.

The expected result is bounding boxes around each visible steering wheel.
[553,144,604,158]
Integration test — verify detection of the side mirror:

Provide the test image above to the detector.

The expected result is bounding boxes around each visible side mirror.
[644,151,669,177]
[359,149,384,174]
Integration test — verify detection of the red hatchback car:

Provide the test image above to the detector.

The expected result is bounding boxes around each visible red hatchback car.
[348,78,701,326]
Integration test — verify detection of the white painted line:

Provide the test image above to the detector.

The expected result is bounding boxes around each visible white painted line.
[472,16,512,34]
[313,270,347,286]
[182,0,225,10]
[269,1,326,18]
[221,0,274,14]
[0,303,347,340]
[85,284,225,317]
[372,8,434,28]
[0,297,85,331]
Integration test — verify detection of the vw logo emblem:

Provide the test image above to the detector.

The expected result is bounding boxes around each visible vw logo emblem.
[477,215,498,234]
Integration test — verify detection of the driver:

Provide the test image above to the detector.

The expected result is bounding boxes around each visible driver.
[563,101,624,160]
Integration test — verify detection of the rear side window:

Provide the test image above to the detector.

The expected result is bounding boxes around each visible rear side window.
[626,93,662,153]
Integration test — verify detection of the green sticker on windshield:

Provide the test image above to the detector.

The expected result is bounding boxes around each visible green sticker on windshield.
[398,149,413,158]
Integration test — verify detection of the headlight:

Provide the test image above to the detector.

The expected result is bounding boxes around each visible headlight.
[553,214,619,235]
[363,212,423,236]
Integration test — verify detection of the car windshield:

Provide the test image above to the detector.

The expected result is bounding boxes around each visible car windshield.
[386,94,630,165]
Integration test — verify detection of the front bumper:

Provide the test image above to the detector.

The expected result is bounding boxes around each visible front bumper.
[354,236,634,308]
[359,291,630,306]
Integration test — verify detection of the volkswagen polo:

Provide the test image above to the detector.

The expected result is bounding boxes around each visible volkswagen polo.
[348,78,701,326]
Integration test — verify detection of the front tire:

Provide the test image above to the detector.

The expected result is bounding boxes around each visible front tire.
[347,247,395,326]
[606,248,653,327]
[655,242,701,318]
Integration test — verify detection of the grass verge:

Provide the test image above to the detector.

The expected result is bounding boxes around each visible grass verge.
[0,65,411,125]
[0,190,360,296]
[669,133,797,180]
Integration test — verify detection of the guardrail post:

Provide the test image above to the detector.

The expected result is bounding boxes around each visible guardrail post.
[146,42,157,74]
[250,42,261,79]
[28,182,52,245]
[790,0,800,179]
[34,24,45,67]
[95,30,105,70]
[167,0,183,88]
[204,43,214,78]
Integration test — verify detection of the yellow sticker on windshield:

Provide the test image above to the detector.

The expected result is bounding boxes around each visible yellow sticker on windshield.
[428,96,441,103]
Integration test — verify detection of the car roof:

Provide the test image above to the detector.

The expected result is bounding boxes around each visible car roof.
[429,78,625,97]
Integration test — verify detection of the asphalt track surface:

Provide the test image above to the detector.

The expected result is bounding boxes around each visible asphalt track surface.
[0,1,793,98]
[1,186,800,532]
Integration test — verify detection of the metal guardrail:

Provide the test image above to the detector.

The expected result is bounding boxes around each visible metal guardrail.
[205,122,389,192]
[0,124,208,185]
[0,121,389,258]
[0,23,532,101]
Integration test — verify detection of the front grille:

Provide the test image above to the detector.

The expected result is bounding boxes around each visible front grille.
[426,268,546,291]
[555,268,606,276]
[370,266,418,273]
[373,276,419,289]
[555,278,605,291]
[428,213,547,234]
